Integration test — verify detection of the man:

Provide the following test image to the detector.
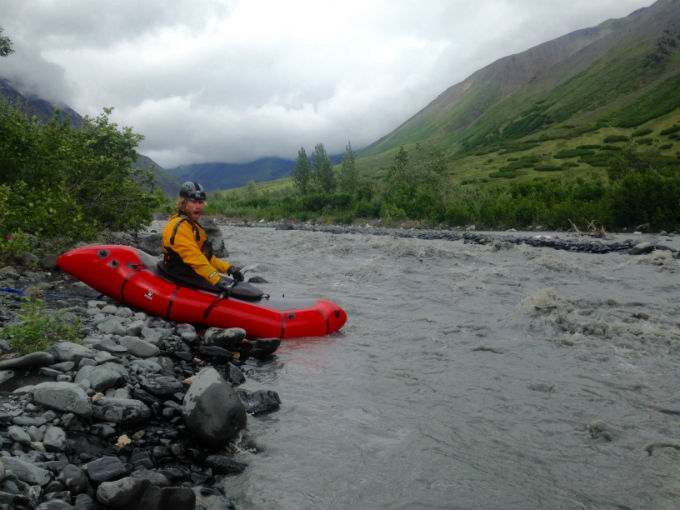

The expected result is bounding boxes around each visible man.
[162,181,242,294]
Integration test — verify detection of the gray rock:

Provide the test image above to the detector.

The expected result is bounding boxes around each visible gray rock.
[91,397,151,424]
[58,464,89,493]
[115,307,134,318]
[204,454,247,474]
[227,363,246,385]
[183,367,246,447]
[2,456,52,486]
[96,317,127,335]
[74,493,97,510]
[35,500,76,510]
[237,389,281,415]
[13,414,47,426]
[101,304,118,314]
[95,476,149,507]
[135,485,196,510]
[126,319,145,336]
[85,456,129,483]
[48,342,96,362]
[75,363,126,392]
[43,425,67,452]
[203,327,246,349]
[130,468,169,487]
[128,359,163,375]
[0,351,54,370]
[33,381,92,417]
[118,336,160,358]
[629,241,655,255]
[92,337,128,354]
[200,217,227,257]
[140,327,165,344]
[50,361,76,372]
[0,369,14,385]
[141,374,183,397]
[8,425,32,445]
[136,232,163,255]
[176,323,198,344]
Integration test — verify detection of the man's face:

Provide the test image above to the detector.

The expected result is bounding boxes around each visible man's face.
[184,199,205,221]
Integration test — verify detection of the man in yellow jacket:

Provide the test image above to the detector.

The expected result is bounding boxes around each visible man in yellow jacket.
[162,181,242,294]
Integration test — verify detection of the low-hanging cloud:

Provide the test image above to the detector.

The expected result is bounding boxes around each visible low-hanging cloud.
[0,0,653,168]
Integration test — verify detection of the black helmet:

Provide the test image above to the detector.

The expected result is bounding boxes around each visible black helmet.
[179,181,206,202]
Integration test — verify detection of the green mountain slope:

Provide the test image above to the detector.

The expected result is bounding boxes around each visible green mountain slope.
[358,0,680,178]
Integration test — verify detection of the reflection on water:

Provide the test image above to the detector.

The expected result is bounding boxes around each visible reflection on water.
[199,224,680,510]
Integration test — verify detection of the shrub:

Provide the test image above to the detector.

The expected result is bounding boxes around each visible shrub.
[1,294,82,355]
[603,135,629,143]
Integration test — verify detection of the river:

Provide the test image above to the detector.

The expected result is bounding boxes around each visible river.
[202,224,679,510]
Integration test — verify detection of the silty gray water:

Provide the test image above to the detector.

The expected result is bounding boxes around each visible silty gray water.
[206,225,679,510]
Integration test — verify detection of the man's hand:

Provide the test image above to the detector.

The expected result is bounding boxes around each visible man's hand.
[227,265,244,282]
[215,278,233,296]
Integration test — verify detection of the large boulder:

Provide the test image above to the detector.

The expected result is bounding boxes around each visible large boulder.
[182,367,246,447]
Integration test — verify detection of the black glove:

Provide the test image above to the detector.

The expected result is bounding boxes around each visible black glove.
[227,265,244,282]
[215,278,233,296]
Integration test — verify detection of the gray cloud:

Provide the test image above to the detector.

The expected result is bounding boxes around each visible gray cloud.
[0,0,653,168]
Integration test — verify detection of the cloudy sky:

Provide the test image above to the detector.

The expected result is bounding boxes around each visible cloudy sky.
[0,0,654,168]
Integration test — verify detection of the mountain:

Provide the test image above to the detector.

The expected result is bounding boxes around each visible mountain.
[169,153,344,191]
[0,78,82,127]
[359,0,680,174]
[168,158,296,191]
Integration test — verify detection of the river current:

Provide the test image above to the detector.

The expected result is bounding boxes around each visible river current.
[199,224,679,510]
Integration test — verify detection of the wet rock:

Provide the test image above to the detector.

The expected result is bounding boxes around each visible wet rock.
[8,425,32,445]
[43,425,67,452]
[130,468,170,487]
[203,327,246,350]
[197,345,234,362]
[587,420,614,441]
[249,338,281,359]
[92,337,128,354]
[95,476,149,507]
[91,397,151,425]
[85,455,129,483]
[35,500,76,510]
[0,351,55,370]
[183,367,246,447]
[2,456,53,486]
[176,323,199,344]
[118,336,160,358]
[57,464,89,494]
[96,317,127,336]
[204,454,248,475]
[75,363,126,392]
[48,342,96,363]
[0,369,14,385]
[140,374,184,397]
[33,382,92,417]
[227,363,246,385]
[629,241,655,255]
[135,485,196,510]
[237,389,281,415]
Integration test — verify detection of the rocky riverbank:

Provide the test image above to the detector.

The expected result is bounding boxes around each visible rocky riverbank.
[0,252,281,510]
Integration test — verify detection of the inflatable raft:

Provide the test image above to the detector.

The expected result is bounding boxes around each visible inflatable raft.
[57,245,347,339]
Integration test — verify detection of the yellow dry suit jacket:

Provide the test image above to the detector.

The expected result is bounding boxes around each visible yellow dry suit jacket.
[162,213,231,285]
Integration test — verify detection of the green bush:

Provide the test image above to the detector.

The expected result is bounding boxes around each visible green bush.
[0,100,159,244]
[631,128,653,137]
[1,294,82,355]
[603,135,629,143]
